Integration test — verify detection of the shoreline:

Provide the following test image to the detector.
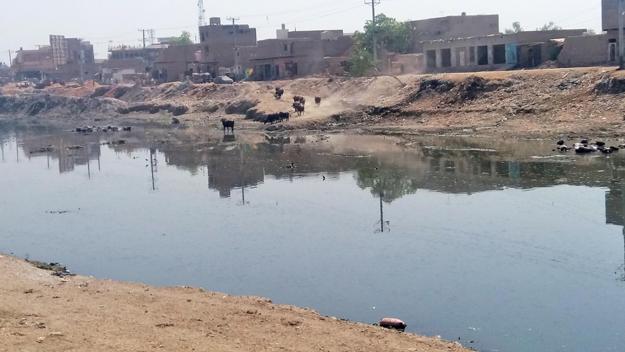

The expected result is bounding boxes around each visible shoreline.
[0,253,472,351]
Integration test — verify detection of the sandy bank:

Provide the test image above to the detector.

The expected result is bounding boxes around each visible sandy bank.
[5,66,625,139]
[0,254,470,352]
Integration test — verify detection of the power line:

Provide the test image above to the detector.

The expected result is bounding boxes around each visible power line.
[254,3,363,29]
[239,0,359,19]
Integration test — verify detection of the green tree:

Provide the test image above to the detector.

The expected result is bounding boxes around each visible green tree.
[537,22,562,31]
[349,14,413,76]
[504,22,523,34]
[584,29,597,36]
[168,31,194,46]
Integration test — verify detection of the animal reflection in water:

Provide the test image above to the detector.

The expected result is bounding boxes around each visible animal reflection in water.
[556,140,621,154]
[222,134,236,143]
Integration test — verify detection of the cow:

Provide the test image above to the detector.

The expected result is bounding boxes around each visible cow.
[275,88,284,99]
[264,113,280,124]
[293,103,305,116]
[315,97,321,106]
[278,112,290,122]
[221,118,235,132]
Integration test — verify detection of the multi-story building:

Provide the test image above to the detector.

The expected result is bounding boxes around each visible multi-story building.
[199,17,257,75]
[14,46,55,79]
[49,35,95,66]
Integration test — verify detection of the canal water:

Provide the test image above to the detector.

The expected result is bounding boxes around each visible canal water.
[1,123,625,352]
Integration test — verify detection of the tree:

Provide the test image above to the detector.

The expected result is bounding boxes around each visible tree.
[349,14,413,76]
[584,29,597,36]
[504,22,523,34]
[537,22,562,31]
[168,31,194,46]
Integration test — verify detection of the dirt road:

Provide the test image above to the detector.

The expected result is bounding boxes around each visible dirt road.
[3,67,625,139]
[0,255,469,352]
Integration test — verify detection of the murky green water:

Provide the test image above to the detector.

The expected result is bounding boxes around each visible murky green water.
[2,122,625,352]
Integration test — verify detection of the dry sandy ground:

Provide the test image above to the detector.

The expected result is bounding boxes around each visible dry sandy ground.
[5,66,625,139]
[0,255,470,352]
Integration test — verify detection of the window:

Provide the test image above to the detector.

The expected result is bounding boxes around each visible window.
[201,33,205,42]
[205,45,209,53]
[469,46,476,63]
[284,44,288,52]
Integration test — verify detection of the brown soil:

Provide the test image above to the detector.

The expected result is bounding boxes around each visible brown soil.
[3,66,625,139]
[0,254,469,352]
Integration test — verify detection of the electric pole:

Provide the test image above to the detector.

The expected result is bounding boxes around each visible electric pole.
[227,17,240,79]
[138,29,148,48]
[5,50,12,82]
[365,0,381,62]
[618,0,625,70]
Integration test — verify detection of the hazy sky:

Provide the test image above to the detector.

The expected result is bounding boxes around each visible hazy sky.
[0,0,602,62]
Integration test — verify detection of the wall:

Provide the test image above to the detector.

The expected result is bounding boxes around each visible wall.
[45,63,101,82]
[412,15,499,52]
[288,30,343,40]
[558,34,612,67]
[602,0,618,31]
[322,36,353,57]
[391,53,425,74]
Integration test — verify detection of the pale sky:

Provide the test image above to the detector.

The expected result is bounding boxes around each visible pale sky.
[0,0,602,63]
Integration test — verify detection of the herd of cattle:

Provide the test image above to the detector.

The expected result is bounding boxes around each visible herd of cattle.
[220,88,323,132]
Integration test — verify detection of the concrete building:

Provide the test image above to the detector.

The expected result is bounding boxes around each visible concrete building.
[154,44,203,82]
[241,30,352,81]
[13,46,55,79]
[421,29,586,72]
[199,17,257,75]
[49,35,95,68]
[411,14,500,53]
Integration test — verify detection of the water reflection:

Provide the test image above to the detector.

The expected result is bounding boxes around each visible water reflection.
[5,124,625,352]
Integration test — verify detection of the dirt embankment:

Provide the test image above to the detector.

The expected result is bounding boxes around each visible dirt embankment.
[0,254,469,352]
[3,67,625,138]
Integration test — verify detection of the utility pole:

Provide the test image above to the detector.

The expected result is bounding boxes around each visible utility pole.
[7,50,13,82]
[138,29,148,48]
[365,0,381,62]
[227,17,240,80]
[618,0,625,70]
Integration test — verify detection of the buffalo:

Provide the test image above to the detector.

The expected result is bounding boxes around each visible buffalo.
[221,119,235,132]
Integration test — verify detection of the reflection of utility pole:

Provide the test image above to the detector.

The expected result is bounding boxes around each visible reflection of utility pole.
[375,190,390,233]
[87,159,91,178]
[364,0,381,62]
[379,193,384,233]
[618,0,625,70]
[150,148,157,191]
[97,154,100,171]
[238,144,248,206]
